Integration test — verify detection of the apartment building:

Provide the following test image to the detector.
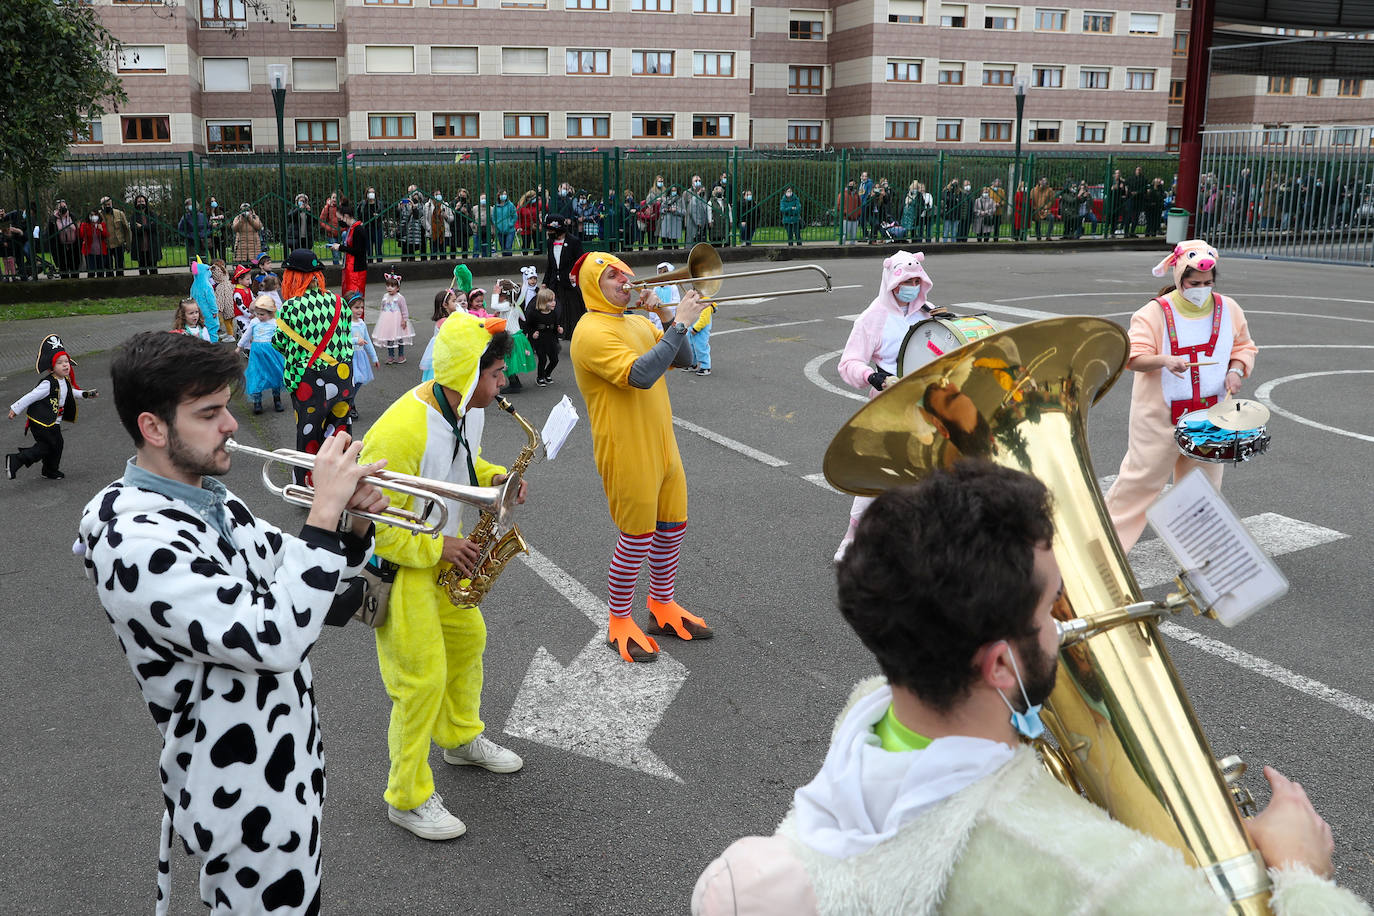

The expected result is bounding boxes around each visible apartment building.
[76,0,1336,154]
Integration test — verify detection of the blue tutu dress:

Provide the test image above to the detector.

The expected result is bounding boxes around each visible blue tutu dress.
[351,319,378,386]
[238,318,286,397]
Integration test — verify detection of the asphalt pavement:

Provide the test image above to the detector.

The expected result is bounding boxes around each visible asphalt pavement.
[2,246,1372,913]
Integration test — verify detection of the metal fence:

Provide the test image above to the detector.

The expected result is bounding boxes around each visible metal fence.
[1197,126,1374,266]
[0,147,1178,280]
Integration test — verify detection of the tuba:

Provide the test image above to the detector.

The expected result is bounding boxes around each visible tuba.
[437,397,538,606]
[824,317,1270,915]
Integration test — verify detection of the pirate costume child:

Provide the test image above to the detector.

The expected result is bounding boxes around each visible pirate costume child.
[7,334,98,480]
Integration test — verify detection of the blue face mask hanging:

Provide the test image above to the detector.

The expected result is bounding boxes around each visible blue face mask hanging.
[996,643,1046,740]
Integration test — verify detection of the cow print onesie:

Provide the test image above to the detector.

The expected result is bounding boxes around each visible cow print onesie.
[78,473,372,915]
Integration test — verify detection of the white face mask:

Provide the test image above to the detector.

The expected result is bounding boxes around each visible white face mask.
[367,192,375,200]
[1180,286,1213,307]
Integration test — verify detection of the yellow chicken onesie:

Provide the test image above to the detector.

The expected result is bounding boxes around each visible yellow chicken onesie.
[361,312,525,842]
[570,252,712,664]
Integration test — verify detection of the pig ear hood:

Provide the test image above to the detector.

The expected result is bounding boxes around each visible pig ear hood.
[872,250,933,312]
[1152,239,1218,289]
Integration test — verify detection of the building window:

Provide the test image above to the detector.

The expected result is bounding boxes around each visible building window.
[1126,69,1156,90]
[1079,67,1109,89]
[886,118,922,140]
[1299,126,1317,145]
[984,5,1016,29]
[434,113,479,139]
[207,121,252,152]
[291,0,337,27]
[632,51,675,75]
[983,66,1015,86]
[1082,10,1113,32]
[694,51,736,77]
[887,0,923,23]
[295,119,340,150]
[1077,121,1106,142]
[938,62,964,85]
[694,0,734,11]
[292,58,339,90]
[203,57,250,91]
[121,116,171,143]
[1034,8,1065,30]
[692,115,733,139]
[567,114,611,138]
[503,113,549,138]
[364,0,411,5]
[1307,78,1323,96]
[1032,66,1062,88]
[1128,13,1160,34]
[117,46,167,73]
[632,0,674,9]
[935,119,961,141]
[500,0,546,9]
[501,47,549,75]
[791,12,825,37]
[1169,78,1185,104]
[788,120,823,147]
[1330,127,1359,145]
[71,120,103,145]
[1338,79,1363,97]
[1029,120,1060,142]
[1266,76,1293,95]
[368,113,416,140]
[200,0,246,26]
[1166,126,1181,151]
[1262,124,1290,145]
[789,65,824,93]
[632,114,674,137]
[567,50,610,74]
[886,59,922,82]
[364,46,416,74]
[566,0,608,8]
[1173,32,1188,55]
[431,47,478,75]
[1177,0,1191,7]
[940,3,965,27]
[1122,122,1151,144]
[980,120,1012,141]
[431,0,477,6]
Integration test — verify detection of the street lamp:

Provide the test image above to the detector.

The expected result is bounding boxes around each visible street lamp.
[268,63,288,259]
[1012,75,1028,240]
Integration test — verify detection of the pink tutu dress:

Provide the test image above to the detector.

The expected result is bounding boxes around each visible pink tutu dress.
[373,292,415,348]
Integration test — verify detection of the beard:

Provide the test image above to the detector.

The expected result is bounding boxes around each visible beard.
[167,423,231,479]
[1013,634,1059,708]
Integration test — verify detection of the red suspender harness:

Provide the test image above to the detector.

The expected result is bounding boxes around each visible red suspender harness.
[1157,295,1224,423]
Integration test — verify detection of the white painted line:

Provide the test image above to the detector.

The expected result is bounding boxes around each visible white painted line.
[672,416,790,467]
[518,546,607,628]
[1254,370,1374,444]
[996,292,1374,306]
[948,301,1057,321]
[838,313,863,321]
[1159,622,1374,726]
[713,318,825,337]
[803,472,844,495]
[1130,512,1348,590]
[804,350,867,403]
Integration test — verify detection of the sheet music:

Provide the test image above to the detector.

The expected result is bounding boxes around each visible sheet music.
[1144,469,1288,627]
[540,395,579,461]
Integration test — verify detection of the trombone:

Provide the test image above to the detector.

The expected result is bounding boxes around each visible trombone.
[625,242,833,304]
[224,439,518,538]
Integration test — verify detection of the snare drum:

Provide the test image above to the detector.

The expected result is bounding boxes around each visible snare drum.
[1174,410,1271,464]
[897,315,1000,376]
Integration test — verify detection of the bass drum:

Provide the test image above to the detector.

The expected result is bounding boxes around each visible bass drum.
[897,314,1001,376]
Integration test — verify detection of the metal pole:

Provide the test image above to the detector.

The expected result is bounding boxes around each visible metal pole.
[1177,0,1215,237]
[1013,78,1027,240]
[272,83,288,259]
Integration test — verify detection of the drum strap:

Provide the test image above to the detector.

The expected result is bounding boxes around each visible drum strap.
[1158,296,1223,423]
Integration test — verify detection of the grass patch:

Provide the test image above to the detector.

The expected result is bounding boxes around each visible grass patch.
[0,296,172,322]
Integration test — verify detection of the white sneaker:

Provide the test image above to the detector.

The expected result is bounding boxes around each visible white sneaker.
[833,538,853,564]
[388,792,467,841]
[443,734,524,773]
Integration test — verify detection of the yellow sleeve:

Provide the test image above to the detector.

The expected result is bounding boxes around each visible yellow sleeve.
[691,304,716,333]
[472,452,508,488]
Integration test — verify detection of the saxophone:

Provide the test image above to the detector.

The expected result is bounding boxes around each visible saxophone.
[436,397,538,606]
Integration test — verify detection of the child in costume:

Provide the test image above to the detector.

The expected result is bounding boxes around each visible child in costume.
[523,286,562,387]
[210,259,236,339]
[647,261,681,331]
[188,259,220,343]
[261,272,284,309]
[1104,240,1257,551]
[569,252,714,663]
[833,250,941,562]
[231,264,254,337]
[6,334,98,480]
[490,278,536,392]
[359,312,526,841]
[237,295,287,414]
[688,303,716,377]
[374,272,413,364]
[465,287,494,319]
[349,291,380,417]
[420,289,461,383]
[172,298,214,341]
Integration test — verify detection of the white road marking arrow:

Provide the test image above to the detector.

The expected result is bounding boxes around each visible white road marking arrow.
[1130,512,1348,590]
[503,547,686,783]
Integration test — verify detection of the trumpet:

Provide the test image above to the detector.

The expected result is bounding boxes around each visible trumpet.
[625,242,833,305]
[224,439,518,538]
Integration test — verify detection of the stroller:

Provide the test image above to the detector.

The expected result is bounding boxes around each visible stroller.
[877,220,908,242]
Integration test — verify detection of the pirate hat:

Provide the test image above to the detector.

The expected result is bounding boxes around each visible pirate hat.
[36,333,73,374]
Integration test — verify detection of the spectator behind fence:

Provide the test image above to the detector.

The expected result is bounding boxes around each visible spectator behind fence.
[101,196,130,276]
[658,185,684,248]
[231,203,262,264]
[205,197,227,261]
[79,206,112,278]
[321,191,341,265]
[49,199,81,279]
[424,191,454,260]
[739,190,756,246]
[288,193,314,252]
[839,179,861,244]
[130,195,161,276]
[516,191,540,255]
[1030,177,1054,241]
[177,199,210,269]
[398,190,424,261]
[781,185,802,246]
[361,186,384,261]
[493,189,517,257]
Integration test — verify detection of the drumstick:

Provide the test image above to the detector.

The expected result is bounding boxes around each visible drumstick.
[1185,360,1217,367]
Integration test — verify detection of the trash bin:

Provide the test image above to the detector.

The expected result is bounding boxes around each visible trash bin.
[1166,208,1190,244]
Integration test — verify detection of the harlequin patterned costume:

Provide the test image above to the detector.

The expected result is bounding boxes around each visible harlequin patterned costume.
[359,313,509,813]
[570,252,711,663]
[274,284,355,483]
[77,466,373,915]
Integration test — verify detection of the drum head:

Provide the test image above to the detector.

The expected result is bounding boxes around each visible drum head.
[897,315,1000,376]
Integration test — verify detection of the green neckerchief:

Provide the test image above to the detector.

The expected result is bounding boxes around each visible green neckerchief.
[873,705,933,752]
[432,383,478,486]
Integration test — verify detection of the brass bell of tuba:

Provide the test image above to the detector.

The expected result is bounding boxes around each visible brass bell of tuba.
[824,316,1271,915]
